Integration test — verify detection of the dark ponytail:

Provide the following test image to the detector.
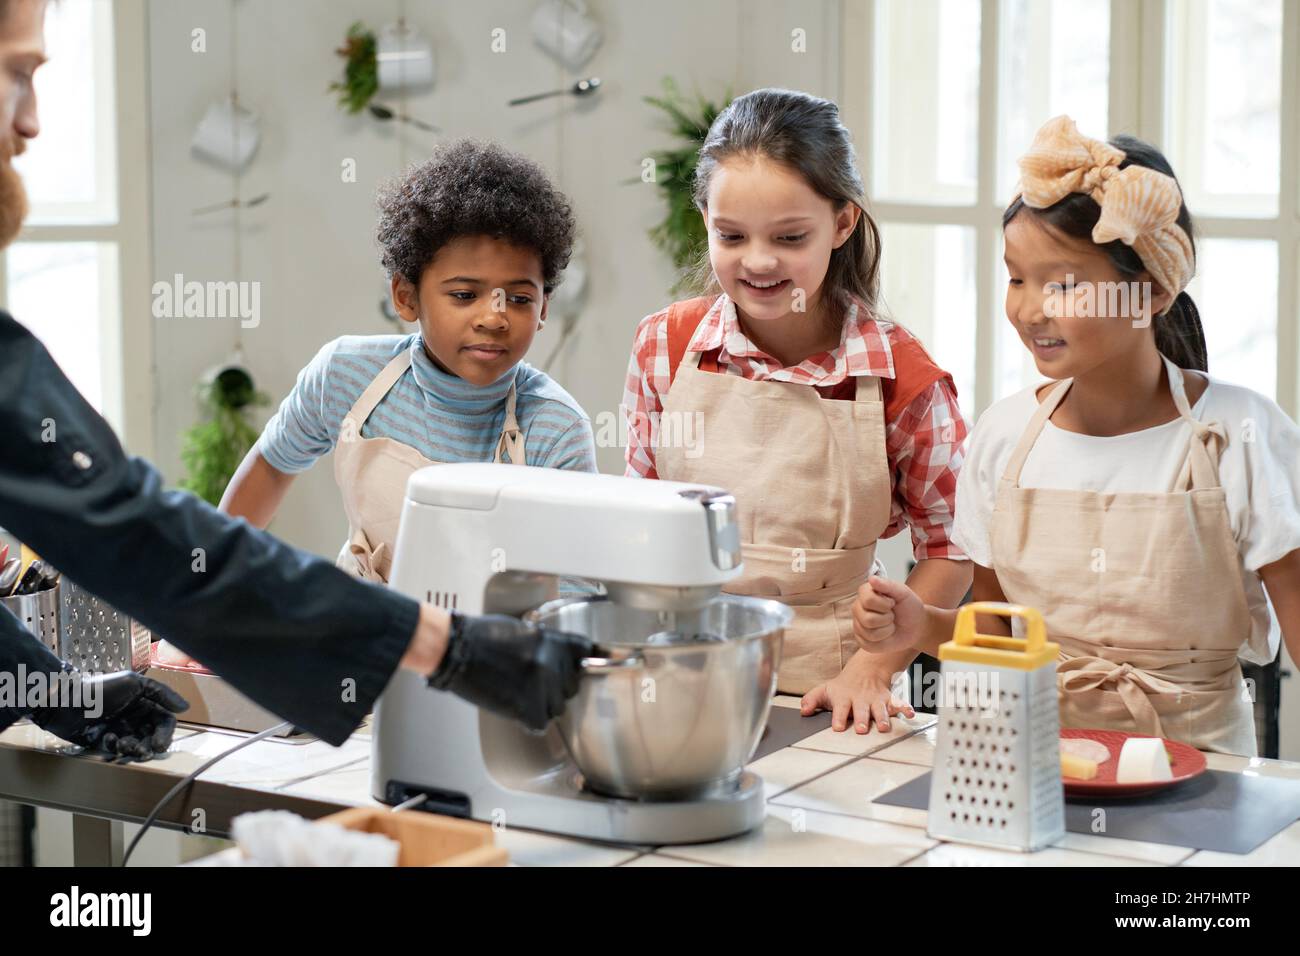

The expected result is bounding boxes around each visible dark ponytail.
[1003,133,1207,373]
[1156,292,1207,373]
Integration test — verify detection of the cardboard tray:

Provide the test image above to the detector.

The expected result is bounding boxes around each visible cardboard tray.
[320,808,508,867]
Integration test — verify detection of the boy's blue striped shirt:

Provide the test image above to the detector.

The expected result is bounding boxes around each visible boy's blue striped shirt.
[257,334,597,475]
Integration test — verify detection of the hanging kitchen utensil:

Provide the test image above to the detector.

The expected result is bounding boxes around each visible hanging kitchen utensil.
[927,602,1065,852]
[179,349,270,506]
[375,20,436,91]
[190,95,262,172]
[508,76,600,107]
[531,0,603,70]
[192,192,271,216]
[199,355,259,409]
[367,103,439,133]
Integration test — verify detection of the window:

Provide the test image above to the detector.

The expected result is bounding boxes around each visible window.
[7,242,120,409]
[1166,0,1282,219]
[1166,0,1291,407]
[870,0,981,206]
[1,0,152,450]
[14,0,117,225]
[842,0,1300,420]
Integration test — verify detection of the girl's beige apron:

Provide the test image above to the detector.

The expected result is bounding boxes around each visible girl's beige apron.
[332,350,525,583]
[658,316,894,696]
[990,355,1256,754]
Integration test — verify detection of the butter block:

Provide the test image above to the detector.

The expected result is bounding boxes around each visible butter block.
[1115,737,1173,783]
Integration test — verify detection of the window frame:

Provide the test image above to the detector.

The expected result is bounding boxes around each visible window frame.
[0,0,154,455]
[841,0,1300,421]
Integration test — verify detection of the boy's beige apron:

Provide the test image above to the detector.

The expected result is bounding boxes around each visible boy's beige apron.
[990,355,1256,754]
[657,307,894,696]
[332,349,525,583]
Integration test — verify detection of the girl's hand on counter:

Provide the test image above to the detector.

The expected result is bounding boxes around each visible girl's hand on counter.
[800,650,914,734]
[853,575,927,654]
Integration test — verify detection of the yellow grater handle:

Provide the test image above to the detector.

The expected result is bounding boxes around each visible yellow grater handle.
[953,602,1047,655]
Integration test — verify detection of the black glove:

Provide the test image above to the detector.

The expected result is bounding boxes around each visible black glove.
[429,613,595,731]
[31,670,189,761]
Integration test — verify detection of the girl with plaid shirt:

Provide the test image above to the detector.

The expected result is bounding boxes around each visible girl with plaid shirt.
[622,89,971,736]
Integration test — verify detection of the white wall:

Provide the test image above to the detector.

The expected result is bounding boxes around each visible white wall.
[147,0,841,559]
[141,2,1297,759]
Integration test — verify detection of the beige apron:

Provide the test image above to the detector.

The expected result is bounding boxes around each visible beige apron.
[658,333,893,695]
[332,349,525,583]
[990,355,1256,754]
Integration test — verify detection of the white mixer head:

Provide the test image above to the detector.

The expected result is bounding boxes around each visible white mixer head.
[394,463,743,609]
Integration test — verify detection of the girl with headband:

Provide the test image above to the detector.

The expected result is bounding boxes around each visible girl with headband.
[851,115,1300,755]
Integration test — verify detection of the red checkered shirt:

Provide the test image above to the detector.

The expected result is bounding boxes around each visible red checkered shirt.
[621,294,969,562]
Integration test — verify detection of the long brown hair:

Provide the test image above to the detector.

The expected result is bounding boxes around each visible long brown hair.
[689,88,882,326]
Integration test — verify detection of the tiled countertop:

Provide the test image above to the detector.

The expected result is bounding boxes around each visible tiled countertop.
[3,695,1298,866]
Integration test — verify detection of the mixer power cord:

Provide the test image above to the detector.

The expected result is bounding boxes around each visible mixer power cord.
[389,792,430,812]
[121,720,293,866]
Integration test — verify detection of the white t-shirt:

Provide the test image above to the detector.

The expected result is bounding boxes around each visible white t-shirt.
[952,374,1300,665]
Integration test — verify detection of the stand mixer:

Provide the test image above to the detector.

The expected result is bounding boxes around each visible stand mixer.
[372,463,778,844]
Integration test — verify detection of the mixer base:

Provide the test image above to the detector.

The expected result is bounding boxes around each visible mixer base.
[379,769,768,846]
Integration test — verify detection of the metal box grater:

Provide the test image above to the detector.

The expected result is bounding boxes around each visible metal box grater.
[1,578,149,673]
[59,579,151,673]
[927,602,1064,852]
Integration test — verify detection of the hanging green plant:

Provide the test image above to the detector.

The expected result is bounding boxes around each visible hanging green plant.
[641,78,732,290]
[329,21,379,114]
[179,367,269,507]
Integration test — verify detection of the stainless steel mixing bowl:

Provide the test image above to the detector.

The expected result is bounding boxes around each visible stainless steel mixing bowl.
[526,594,791,800]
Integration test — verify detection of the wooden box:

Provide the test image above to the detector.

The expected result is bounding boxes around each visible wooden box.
[320,807,508,867]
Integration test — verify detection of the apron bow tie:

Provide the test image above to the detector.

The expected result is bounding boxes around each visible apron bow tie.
[348,535,390,583]
[496,422,524,465]
[1190,418,1227,454]
[1057,656,1186,738]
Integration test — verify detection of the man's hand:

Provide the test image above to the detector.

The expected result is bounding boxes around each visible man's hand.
[429,613,596,731]
[31,670,189,760]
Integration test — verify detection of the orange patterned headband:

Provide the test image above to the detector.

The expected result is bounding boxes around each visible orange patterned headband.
[1015,115,1194,298]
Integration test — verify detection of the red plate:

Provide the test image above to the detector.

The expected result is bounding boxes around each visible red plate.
[1060,728,1207,799]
